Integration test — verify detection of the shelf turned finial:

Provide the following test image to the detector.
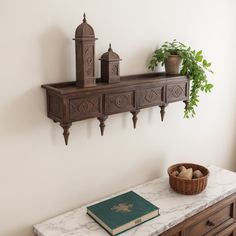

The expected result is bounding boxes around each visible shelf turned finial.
[60,123,72,145]
[184,100,189,110]
[97,116,108,136]
[160,105,167,122]
[131,110,140,129]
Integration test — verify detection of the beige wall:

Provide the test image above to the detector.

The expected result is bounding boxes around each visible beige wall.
[1,0,236,235]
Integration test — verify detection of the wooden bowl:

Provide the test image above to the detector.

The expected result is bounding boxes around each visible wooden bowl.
[167,163,209,195]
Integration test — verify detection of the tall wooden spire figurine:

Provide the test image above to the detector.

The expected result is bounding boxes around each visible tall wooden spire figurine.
[100,44,121,84]
[74,13,97,87]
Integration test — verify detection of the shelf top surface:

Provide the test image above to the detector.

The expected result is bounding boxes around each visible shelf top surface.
[42,73,188,95]
[34,166,236,236]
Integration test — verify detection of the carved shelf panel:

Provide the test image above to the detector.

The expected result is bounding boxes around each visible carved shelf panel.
[139,85,164,108]
[167,82,188,103]
[69,95,102,121]
[105,91,135,115]
[42,73,189,145]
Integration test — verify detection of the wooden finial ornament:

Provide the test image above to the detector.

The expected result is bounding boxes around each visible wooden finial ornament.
[131,110,140,129]
[184,100,189,110]
[83,13,86,22]
[97,116,108,136]
[160,105,167,122]
[60,123,72,145]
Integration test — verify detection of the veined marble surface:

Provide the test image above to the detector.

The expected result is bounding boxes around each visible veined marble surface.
[34,166,236,236]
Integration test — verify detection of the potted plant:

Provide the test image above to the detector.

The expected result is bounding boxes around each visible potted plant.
[148,40,213,118]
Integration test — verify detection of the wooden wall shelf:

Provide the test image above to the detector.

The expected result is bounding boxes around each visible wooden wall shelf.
[42,73,189,145]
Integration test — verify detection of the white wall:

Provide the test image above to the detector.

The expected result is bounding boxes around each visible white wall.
[0,0,236,235]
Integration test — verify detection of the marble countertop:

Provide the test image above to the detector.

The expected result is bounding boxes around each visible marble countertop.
[34,166,236,236]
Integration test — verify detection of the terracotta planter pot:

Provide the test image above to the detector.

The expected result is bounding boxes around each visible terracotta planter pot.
[164,55,182,75]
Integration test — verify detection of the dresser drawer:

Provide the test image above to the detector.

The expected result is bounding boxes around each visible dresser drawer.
[216,222,236,236]
[139,86,164,108]
[185,203,234,236]
[105,91,135,115]
[169,233,181,236]
[166,82,188,103]
[69,95,102,121]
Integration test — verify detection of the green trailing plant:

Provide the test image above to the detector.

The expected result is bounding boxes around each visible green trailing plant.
[148,40,213,118]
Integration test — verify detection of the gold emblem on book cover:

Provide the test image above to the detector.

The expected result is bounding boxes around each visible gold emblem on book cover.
[111,203,133,213]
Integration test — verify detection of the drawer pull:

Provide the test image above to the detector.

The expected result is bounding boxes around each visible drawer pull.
[206,220,215,227]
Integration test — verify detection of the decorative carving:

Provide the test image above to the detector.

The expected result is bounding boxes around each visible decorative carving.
[115,94,131,108]
[171,85,183,98]
[69,96,102,120]
[79,101,93,114]
[160,105,167,122]
[131,110,140,129]
[97,116,108,136]
[105,92,134,114]
[84,46,94,76]
[145,89,161,103]
[140,87,164,108]
[60,123,72,145]
[111,64,119,76]
[167,83,187,102]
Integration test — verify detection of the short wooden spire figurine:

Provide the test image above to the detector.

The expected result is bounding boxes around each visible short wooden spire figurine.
[100,44,121,84]
[74,13,97,88]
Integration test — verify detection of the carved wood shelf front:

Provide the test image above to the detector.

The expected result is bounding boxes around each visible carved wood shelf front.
[42,73,189,145]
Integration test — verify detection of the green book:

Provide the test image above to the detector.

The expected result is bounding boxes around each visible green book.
[87,191,160,235]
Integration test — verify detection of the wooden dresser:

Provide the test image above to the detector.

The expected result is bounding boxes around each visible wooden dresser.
[160,193,236,236]
[33,166,236,236]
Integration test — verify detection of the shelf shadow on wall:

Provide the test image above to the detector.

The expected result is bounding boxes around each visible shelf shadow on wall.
[1,27,73,138]
[39,26,73,85]
[1,87,46,136]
